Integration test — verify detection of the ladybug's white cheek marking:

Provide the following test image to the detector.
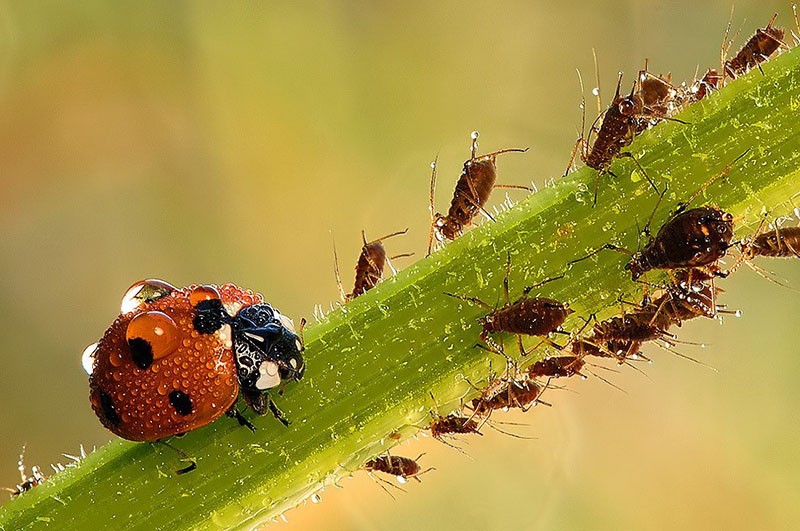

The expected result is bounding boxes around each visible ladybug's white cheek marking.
[275,312,296,334]
[224,301,244,317]
[255,361,281,390]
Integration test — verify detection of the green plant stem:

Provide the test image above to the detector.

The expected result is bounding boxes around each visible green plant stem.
[3,46,800,531]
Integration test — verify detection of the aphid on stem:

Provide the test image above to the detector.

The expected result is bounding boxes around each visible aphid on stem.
[444,254,572,358]
[333,229,412,301]
[5,447,46,498]
[569,151,748,282]
[564,54,665,204]
[364,453,434,498]
[427,131,529,255]
[723,13,786,80]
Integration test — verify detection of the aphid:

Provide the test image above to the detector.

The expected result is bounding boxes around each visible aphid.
[364,453,433,485]
[83,280,305,473]
[739,225,800,259]
[626,205,734,280]
[574,268,723,362]
[571,152,747,281]
[428,131,528,254]
[724,13,785,79]
[5,448,46,498]
[445,255,572,357]
[689,68,723,101]
[428,413,483,441]
[635,61,678,133]
[565,68,661,203]
[334,229,412,301]
[467,370,547,418]
[528,355,586,379]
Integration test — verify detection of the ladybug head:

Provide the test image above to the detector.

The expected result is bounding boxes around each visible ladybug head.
[231,304,305,391]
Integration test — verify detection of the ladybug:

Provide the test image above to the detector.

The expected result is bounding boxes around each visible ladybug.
[82,280,305,465]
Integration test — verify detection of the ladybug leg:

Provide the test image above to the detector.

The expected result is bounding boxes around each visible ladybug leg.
[225,406,256,432]
[156,440,197,475]
[267,395,291,427]
[242,389,291,427]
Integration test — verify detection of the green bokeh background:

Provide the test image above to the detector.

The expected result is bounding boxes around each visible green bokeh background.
[1,2,798,529]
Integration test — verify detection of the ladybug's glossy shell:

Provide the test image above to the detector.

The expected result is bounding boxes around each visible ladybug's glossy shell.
[88,284,261,441]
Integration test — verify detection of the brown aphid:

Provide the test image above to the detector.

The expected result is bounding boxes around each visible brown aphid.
[5,448,46,498]
[626,206,734,280]
[468,373,546,418]
[690,68,723,101]
[364,453,433,485]
[428,413,483,441]
[635,61,678,133]
[445,255,572,357]
[428,131,528,254]
[740,226,800,259]
[334,229,412,301]
[528,355,586,379]
[724,13,785,79]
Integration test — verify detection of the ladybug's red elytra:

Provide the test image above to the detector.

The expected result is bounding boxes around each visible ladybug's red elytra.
[83,280,305,445]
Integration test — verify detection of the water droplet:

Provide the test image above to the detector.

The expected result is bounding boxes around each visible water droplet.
[81,343,99,375]
[189,285,221,307]
[126,311,179,361]
[397,476,407,485]
[591,87,600,96]
[311,493,322,503]
[470,130,479,140]
[120,279,176,314]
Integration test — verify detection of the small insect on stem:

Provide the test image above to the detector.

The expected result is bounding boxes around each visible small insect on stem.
[444,254,572,358]
[333,229,412,301]
[364,453,434,498]
[569,151,749,282]
[564,55,663,204]
[723,13,786,80]
[427,131,529,255]
[635,59,680,133]
[465,362,550,420]
[728,214,800,288]
[5,446,46,498]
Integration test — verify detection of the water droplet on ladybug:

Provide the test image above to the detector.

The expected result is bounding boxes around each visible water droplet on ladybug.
[120,279,176,314]
[81,342,99,375]
[189,285,221,307]
[125,311,179,367]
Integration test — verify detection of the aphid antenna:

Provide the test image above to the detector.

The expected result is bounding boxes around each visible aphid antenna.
[443,291,493,311]
[563,69,589,177]
[426,157,440,256]
[584,368,628,394]
[154,440,197,475]
[331,230,347,302]
[719,5,741,80]
[364,227,410,246]
[617,152,660,195]
[656,343,718,372]
[677,148,751,214]
[592,48,603,114]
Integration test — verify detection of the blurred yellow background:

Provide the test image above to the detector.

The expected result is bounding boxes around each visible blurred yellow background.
[1,1,798,529]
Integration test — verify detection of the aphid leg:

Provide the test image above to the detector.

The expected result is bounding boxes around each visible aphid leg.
[225,406,257,432]
[793,4,800,47]
[563,137,584,177]
[564,68,589,177]
[617,152,660,194]
[411,454,435,483]
[521,274,566,296]
[156,440,197,475]
[443,291,493,310]
[568,243,631,267]
[677,149,750,213]
[367,471,405,498]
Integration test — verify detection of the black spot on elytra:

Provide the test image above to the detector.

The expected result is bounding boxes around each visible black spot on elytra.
[193,299,227,334]
[99,390,121,427]
[169,390,193,416]
[127,337,154,370]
